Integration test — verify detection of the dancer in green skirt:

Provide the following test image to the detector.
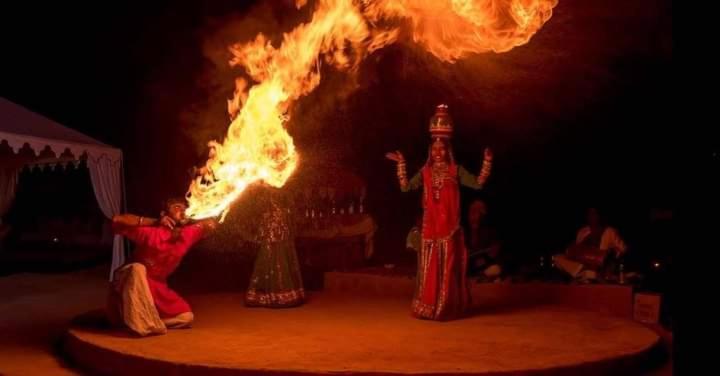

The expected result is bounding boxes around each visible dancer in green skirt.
[245,188,305,308]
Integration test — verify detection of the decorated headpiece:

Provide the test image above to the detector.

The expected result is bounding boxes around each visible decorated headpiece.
[428,104,453,139]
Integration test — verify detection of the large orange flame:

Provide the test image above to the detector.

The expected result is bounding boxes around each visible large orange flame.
[186,0,558,220]
[364,0,559,62]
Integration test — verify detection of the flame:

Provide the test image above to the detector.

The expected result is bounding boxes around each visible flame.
[185,0,398,220]
[363,0,559,62]
[186,0,557,220]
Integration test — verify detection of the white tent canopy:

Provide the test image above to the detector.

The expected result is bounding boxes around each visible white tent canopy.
[0,97,125,280]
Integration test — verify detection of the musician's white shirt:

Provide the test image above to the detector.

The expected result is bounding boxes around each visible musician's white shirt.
[575,226,627,256]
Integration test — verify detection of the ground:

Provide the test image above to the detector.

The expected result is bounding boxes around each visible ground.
[0,265,672,375]
[0,266,106,375]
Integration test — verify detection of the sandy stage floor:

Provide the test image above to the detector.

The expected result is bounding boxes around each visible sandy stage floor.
[66,292,659,375]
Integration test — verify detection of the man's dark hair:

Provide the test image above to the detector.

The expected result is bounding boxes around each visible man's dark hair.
[165,197,187,209]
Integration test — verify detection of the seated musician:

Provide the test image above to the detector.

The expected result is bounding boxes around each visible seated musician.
[553,207,627,283]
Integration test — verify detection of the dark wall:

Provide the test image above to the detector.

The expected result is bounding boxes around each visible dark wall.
[2,0,676,267]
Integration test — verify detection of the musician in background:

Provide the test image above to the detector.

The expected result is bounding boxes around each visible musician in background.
[553,207,627,283]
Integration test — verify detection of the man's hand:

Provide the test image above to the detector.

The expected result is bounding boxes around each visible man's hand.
[192,217,219,237]
[203,218,219,232]
[159,215,176,230]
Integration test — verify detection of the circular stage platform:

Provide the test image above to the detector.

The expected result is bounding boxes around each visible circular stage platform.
[64,291,661,375]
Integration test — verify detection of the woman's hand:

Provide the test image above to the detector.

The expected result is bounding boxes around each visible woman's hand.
[385,150,405,163]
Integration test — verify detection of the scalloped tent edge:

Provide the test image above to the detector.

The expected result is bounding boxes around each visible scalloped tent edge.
[0,97,126,280]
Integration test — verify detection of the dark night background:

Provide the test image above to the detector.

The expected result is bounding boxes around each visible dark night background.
[1,0,678,271]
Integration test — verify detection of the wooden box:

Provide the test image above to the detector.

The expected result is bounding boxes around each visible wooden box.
[633,292,661,324]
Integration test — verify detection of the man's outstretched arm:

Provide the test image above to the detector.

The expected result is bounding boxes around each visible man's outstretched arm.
[112,214,160,227]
